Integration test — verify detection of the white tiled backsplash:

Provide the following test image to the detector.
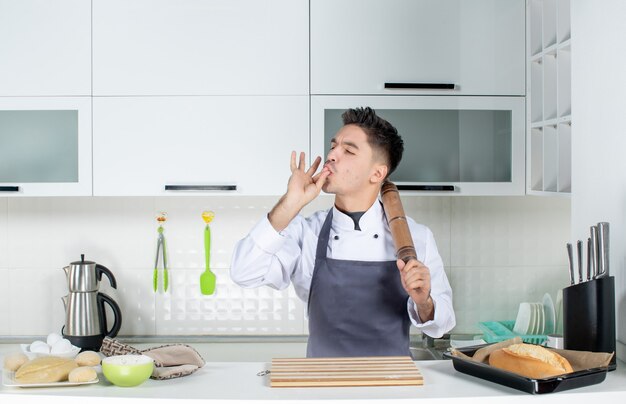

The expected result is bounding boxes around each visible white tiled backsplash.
[0,195,570,337]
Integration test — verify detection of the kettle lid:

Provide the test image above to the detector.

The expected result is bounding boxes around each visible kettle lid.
[70,254,95,266]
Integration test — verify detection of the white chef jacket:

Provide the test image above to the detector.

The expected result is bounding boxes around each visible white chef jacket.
[230,200,455,337]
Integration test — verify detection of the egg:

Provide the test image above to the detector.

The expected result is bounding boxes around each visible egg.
[46,333,63,347]
[30,340,50,354]
[50,338,73,354]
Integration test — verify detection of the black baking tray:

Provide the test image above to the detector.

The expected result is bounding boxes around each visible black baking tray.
[442,344,609,394]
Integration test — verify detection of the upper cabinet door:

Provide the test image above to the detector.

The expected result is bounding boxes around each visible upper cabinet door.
[312,95,525,195]
[93,0,309,96]
[311,0,525,96]
[0,97,92,196]
[93,96,308,196]
[0,0,91,96]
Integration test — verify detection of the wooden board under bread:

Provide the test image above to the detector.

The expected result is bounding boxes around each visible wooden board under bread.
[269,356,423,387]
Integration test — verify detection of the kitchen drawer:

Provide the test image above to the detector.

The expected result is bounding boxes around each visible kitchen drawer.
[93,96,309,196]
[311,0,525,96]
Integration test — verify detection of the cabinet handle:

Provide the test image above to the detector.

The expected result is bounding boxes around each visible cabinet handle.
[384,82,456,90]
[0,186,19,192]
[396,185,455,191]
[164,185,237,191]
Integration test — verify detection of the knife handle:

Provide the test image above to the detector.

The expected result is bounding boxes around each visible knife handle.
[586,238,592,281]
[566,243,575,285]
[597,222,610,278]
[576,240,583,283]
[590,226,598,279]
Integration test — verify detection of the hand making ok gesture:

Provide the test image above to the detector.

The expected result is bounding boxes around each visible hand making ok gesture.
[268,151,330,232]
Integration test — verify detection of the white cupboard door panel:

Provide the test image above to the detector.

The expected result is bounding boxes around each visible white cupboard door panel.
[93,0,308,96]
[311,0,525,96]
[0,0,91,96]
[312,96,525,195]
[93,96,309,196]
[0,97,92,196]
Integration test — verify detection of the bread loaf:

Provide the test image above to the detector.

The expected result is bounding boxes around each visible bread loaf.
[14,356,78,383]
[489,343,574,379]
[3,352,29,372]
[75,351,101,367]
[68,366,98,383]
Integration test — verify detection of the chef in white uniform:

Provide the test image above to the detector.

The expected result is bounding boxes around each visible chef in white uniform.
[231,107,455,357]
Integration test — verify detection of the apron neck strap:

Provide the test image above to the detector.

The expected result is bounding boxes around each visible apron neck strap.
[316,209,334,260]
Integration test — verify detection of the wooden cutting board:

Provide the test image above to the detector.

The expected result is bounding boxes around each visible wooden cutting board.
[269,356,423,387]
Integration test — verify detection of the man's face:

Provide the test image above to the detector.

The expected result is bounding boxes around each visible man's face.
[322,124,384,195]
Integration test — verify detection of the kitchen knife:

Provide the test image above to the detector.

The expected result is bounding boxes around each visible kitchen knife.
[576,240,583,284]
[596,222,610,278]
[590,226,598,279]
[586,237,592,281]
[566,243,575,285]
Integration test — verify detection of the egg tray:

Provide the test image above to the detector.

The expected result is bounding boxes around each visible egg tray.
[479,321,547,345]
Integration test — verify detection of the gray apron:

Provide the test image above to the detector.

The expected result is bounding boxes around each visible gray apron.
[306,209,411,357]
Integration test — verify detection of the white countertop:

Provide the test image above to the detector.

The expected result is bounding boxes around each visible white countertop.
[2,343,626,404]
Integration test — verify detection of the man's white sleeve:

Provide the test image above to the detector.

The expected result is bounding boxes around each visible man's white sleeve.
[407,227,456,337]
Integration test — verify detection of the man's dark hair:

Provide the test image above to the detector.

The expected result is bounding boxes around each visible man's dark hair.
[341,107,404,177]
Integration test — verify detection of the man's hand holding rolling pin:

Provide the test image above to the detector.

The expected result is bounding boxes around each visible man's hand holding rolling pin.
[397,258,435,322]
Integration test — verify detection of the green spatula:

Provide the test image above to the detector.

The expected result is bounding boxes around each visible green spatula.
[200,211,216,295]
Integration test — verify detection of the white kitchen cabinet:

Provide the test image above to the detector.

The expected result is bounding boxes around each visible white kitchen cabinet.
[527,0,571,195]
[92,0,308,96]
[312,96,526,196]
[0,0,91,96]
[0,97,92,196]
[311,0,525,96]
[93,96,309,196]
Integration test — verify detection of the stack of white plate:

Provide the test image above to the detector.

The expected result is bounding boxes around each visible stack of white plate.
[555,290,563,334]
[513,293,556,335]
[543,293,556,336]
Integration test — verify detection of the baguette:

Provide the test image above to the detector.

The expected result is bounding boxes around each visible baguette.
[15,356,78,384]
[489,343,574,379]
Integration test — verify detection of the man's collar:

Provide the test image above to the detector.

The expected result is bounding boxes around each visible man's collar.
[331,200,384,232]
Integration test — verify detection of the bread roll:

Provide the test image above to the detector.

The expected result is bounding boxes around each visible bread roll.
[75,351,101,367]
[3,352,28,372]
[68,366,97,383]
[15,356,78,383]
[489,343,574,379]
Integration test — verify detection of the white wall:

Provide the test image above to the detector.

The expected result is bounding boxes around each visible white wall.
[0,195,569,337]
[571,0,626,362]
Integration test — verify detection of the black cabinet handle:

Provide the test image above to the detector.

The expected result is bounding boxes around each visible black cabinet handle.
[0,186,19,192]
[384,82,456,90]
[164,185,237,191]
[396,185,455,191]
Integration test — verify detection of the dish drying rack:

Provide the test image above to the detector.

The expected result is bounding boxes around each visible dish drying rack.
[479,321,547,345]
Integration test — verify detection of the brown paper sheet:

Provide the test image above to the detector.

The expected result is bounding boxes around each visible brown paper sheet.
[551,348,614,370]
[450,338,614,372]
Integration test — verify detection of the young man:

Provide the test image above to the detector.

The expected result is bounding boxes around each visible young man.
[231,107,455,357]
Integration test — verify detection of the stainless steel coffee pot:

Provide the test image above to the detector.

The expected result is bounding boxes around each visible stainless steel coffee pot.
[61,255,122,350]
[61,292,122,343]
[63,254,117,292]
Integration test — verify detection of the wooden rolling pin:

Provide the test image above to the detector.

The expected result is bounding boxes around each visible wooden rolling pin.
[380,180,417,263]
